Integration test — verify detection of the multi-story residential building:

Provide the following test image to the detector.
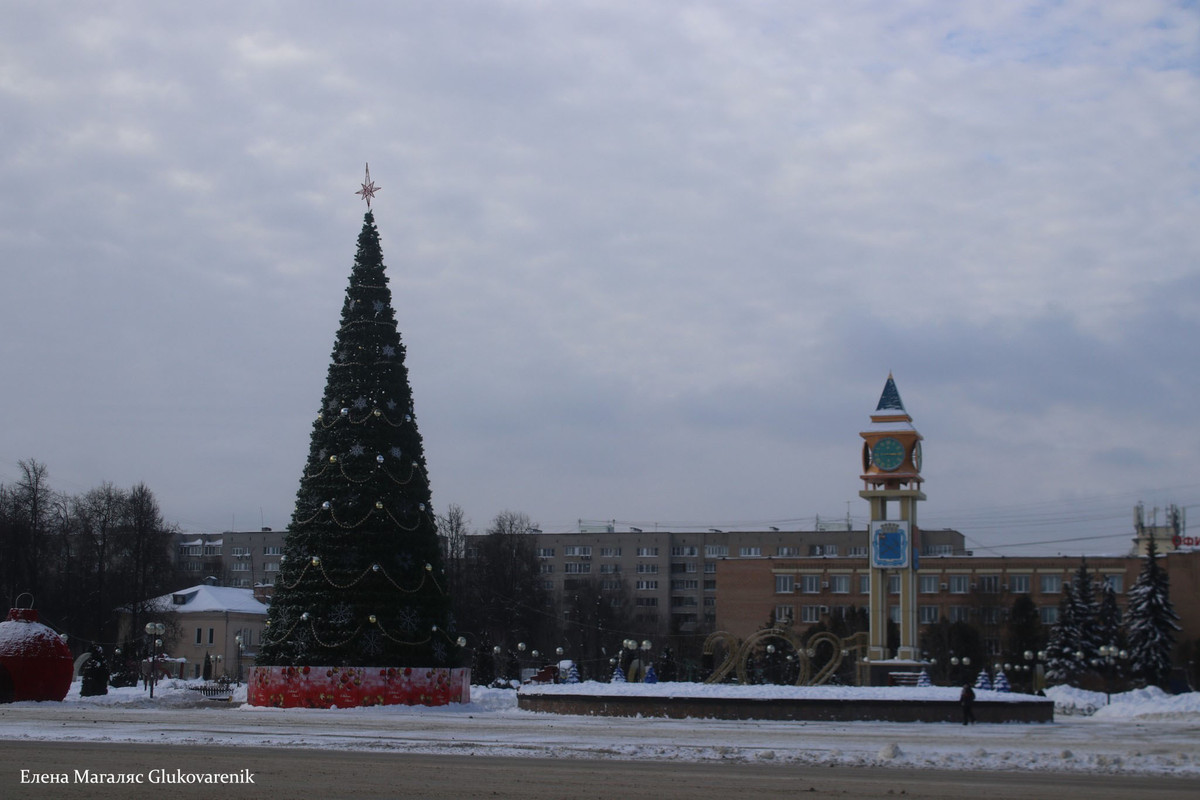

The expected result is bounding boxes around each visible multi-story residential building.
[172,529,286,597]
[515,525,967,638]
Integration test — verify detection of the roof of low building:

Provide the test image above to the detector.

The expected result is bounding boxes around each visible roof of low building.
[149,585,268,615]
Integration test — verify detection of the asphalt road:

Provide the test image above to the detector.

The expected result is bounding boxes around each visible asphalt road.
[2,742,1198,800]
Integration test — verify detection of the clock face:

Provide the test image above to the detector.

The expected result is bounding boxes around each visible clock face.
[871,437,905,471]
[911,441,922,472]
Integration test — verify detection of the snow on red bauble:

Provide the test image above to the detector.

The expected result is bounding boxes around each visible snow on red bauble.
[0,608,74,703]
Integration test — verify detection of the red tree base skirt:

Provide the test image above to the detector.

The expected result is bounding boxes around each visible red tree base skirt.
[247,665,470,708]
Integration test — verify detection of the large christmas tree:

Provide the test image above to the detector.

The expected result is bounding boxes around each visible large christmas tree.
[258,175,456,669]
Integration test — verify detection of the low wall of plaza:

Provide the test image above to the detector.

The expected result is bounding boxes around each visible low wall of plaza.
[517,692,1053,723]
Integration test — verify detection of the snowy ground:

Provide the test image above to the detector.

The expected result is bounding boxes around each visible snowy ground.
[0,680,1197,777]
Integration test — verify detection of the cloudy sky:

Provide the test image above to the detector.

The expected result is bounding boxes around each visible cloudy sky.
[2,1,1197,556]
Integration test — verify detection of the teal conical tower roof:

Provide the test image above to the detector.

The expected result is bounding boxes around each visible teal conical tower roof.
[875,372,906,413]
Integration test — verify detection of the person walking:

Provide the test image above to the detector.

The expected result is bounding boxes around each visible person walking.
[960,683,976,725]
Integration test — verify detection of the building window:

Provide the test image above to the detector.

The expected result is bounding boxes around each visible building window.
[777,546,799,557]
[600,547,621,557]
[231,546,250,557]
[949,607,970,623]
[672,579,700,591]
[775,575,795,594]
[978,575,1000,594]
[203,544,222,556]
[830,575,850,594]
[540,580,555,591]
[671,546,698,557]
[537,548,555,558]
[704,580,716,591]
[231,562,249,572]
[800,575,821,594]
[919,605,940,624]
[564,562,591,574]
[825,544,838,556]
[208,628,215,645]
[888,575,901,594]
[923,544,953,556]
[848,546,867,557]
[801,605,822,623]
[563,546,591,557]
[1009,575,1031,593]
[637,547,659,557]
[636,580,658,590]
[1040,606,1059,625]
[808,544,826,556]
[1103,574,1123,593]
[264,546,282,556]
[739,546,762,557]
[635,597,658,607]
[704,562,716,574]
[636,563,659,574]
[705,545,728,557]
[539,564,555,574]
[980,607,1001,625]
[859,574,870,594]
[888,606,901,623]
[704,596,716,607]
[919,575,939,594]
[949,575,970,594]
[195,627,202,645]
[1040,575,1062,594]
[599,563,620,574]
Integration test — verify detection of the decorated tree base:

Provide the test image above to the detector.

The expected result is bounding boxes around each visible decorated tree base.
[247,665,470,708]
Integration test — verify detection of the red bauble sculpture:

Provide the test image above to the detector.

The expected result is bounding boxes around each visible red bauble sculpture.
[0,608,74,703]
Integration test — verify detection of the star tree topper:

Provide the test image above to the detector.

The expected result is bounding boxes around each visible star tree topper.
[356,163,381,208]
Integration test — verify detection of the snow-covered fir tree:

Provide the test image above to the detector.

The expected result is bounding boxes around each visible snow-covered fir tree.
[1068,559,1101,664]
[1044,583,1083,685]
[1125,537,1180,687]
[1095,582,1124,651]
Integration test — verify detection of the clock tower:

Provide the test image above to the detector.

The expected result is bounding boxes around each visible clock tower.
[860,374,925,667]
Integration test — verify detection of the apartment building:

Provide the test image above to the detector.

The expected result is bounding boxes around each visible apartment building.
[173,529,286,596]
[523,525,967,637]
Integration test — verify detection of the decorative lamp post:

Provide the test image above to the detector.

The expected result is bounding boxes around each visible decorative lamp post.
[144,622,165,698]
[1096,644,1129,704]
[234,634,244,684]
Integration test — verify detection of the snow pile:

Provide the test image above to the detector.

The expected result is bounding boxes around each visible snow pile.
[1045,684,1200,719]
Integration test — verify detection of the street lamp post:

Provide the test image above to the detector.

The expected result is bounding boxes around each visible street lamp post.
[143,622,165,698]
[234,634,244,684]
[949,655,971,686]
[1095,644,1129,704]
[1023,650,1047,694]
